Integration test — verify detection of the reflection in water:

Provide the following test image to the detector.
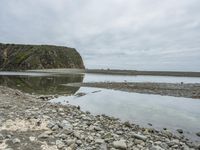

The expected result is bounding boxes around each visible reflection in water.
[0,74,84,95]
[51,87,200,141]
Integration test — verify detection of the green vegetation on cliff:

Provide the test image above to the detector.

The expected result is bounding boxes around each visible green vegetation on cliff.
[0,43,85,70]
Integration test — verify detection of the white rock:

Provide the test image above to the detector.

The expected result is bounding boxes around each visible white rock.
[150,145,165,150]
[29,136,36,142]
[95,139,104,144]
[113,140,127,149]
[56,140,65,149]
[60,120,72,130]
[12,138,21,144]
[133,133,147,141]
[73,131,81,138]
[58,108,64,112]
[38,132,49,139]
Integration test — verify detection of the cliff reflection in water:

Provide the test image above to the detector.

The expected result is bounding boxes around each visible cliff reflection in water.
[0,74,84,95]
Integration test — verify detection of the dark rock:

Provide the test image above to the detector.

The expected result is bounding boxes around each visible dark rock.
[75,92,86,97]
[124,121,132,128]
[196,132,200,137]
[177,129,183,134]
[148,123,153,126]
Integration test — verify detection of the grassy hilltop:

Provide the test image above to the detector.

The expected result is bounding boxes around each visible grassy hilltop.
[0,43,85,71]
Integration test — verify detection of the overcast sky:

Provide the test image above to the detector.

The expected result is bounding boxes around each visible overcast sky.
[0,0,200,71]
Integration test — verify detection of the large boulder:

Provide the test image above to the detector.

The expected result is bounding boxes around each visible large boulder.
[0,43,85,70]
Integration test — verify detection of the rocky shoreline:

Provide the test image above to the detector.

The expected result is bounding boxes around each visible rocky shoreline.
[86,69,200,77]
[67,82,200,99]
[0,86,199,150]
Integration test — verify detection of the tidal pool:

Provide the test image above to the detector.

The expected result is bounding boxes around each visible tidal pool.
[51,87,200,142]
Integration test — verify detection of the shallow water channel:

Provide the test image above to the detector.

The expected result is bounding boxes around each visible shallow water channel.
[0,71,200,142]
[51,87,200,142]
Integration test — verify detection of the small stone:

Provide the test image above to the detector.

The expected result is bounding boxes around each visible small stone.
[182,145,190,150]
[82,116,92,121]
[58,133,67,139]
[73,131,81,138]
[66,139,76,145]
[29,136,36,142]
[95,139,104,144]
[134,139,143,145]
[116,131,123,135]
[76,140,82,145]
[52,124,59,130]
[132,133,147,141]
[88,125,95,131]
[6,135,12,139]
[124,121,132,127]
[56,140,65,149]
[161,130,172,137]
[0,134,3,140]
[167,139,180,147]
[94,126,102,131]
[172,144,179,148]
[113,140,127,149]
[196,132,200,137]
[58,108,64,112]
[60,120,72,130]
[47,121,56,129]
[150,145,164,150]
[52,109,57,113]
[100,143,108,150]
[177,129,183,134]
[75,92,86,97]
[38,132,50,139]
[160,143,169,149]
[64,147,72,150]
[148,123,153,126]
[12,138,21,144]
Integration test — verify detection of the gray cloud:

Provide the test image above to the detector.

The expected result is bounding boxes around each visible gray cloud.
[0,0,200,71]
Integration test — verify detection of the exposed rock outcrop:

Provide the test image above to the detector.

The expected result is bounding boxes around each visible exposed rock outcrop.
[0,43,85,70]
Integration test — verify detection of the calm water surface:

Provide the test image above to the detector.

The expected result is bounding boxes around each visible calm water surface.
[51,87,200,141]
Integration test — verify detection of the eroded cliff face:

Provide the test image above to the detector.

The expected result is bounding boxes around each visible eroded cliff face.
[0,43,85,70]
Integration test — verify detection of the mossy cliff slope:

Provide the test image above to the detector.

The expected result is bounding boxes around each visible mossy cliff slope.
[0,43,85,70]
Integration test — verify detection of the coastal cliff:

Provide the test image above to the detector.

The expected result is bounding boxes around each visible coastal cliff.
[0,43,85,70]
